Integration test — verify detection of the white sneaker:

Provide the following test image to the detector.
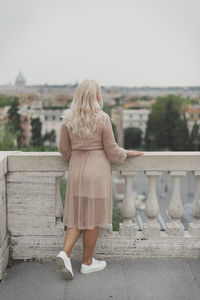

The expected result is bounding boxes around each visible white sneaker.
[80,258,107,274]
[56,250,74,280]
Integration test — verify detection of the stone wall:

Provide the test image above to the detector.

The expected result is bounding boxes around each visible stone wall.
[1,151,200,281]
[0,153,9,281]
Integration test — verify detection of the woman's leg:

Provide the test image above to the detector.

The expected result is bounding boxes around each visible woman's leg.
[62,228,83,257]
[82,226,99,265]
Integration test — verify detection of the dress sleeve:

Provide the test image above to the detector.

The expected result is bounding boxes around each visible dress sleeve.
[102,114,127,164]
[58,122,72,163]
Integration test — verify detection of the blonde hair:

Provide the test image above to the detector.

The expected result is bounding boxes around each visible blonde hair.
[62,79,105,138]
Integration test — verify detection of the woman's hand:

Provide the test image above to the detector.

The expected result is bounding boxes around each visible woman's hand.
[126,150,144,157]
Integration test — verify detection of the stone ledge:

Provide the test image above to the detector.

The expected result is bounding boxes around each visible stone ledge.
[9,231,200,260]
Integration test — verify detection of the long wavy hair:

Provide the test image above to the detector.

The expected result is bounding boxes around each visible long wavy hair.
[62,79,105,138]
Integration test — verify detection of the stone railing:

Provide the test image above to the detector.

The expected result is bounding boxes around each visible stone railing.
[0,152,9,281]
[1,151,200,281]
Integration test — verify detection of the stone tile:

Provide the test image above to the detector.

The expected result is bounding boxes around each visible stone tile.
[120,258,200,300]
[1,258,200,300]
[0,260,66,300]
[66,258,128,300]
[185,258,200,291]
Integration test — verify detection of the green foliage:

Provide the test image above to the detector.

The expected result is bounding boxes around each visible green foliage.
[112,200,123,231]
[127,96,138,102]
[64,103,71,109]
[112,122,118,142]
[190,98,200,105]
[43,129,56,146]
[124,127,142,149]
[7,97,24,148]
[43,106,65,110]
[140,95,152,101]
[145,95,190,150]
[0,95,14,107]
[60,177,67,224]
[188,122,200,151]
[30,117,43,146]
[8,252,13,262]
[113,97,121,105]
[0,122,17,150]
[103,103,111,115]
[7,97,21,131]
[60,178,67,206]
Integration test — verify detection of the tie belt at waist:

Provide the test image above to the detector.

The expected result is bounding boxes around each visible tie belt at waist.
[72,148,104,151]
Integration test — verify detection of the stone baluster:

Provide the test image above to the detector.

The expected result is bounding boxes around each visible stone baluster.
[166,171,186,236]
[55,175,64,221]
[188,171,200,238]
[143,171,162,238]
[119,171,137,237]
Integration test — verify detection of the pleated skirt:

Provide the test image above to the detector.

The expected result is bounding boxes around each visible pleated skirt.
[62,149,113,230]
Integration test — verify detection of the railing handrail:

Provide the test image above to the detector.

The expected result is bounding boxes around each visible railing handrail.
[4,151,200,172]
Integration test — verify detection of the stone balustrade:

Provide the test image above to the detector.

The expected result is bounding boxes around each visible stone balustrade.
[0,153,9,281]
[1,151,200,281]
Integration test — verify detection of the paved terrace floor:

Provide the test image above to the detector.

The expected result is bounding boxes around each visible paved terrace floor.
[1,257,200,300]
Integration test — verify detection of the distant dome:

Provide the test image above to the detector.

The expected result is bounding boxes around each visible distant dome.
[15,71,26,87]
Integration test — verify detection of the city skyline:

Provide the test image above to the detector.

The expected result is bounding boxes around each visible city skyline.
[1,0,200,87]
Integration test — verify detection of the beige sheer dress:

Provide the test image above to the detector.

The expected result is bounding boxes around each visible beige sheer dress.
[58,109,127,230]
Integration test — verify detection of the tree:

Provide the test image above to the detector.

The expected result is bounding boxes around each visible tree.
[30,118,43,146]
[145,95,189,150]
[172,114,190,150]
[112,122,118,142]
[7,96,24,148]
[124,127,142,149]
[103,103,112,115]
[188,122,200,151]
[43,129,56,147]
[0,121,16,150]
[0,95,13,107]
[113,97,121,106]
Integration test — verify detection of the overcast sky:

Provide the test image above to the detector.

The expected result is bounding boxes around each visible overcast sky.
[0,0,199,87]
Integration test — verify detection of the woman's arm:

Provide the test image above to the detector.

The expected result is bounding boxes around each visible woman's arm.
[102,113,144,162]
[125,149,144,157]
[102,114,127,163]
[58,122,72,162]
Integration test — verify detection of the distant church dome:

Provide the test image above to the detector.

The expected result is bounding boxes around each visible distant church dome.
[15,71,26,87]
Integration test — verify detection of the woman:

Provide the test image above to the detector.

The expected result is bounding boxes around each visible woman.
[56,79,144,280]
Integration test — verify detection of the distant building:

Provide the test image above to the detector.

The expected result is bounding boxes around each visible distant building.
[111,107,150,139]
[185,105,200,132]
[124,99,156,109]
[15,72,26,90]
[123,109,150,138]
[17,105,64,146]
